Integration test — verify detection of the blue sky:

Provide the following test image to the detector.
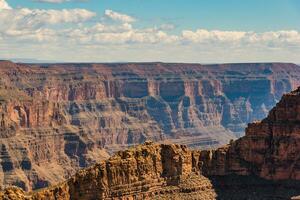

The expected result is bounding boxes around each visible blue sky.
[1,0,300,63]
[8,0,300,32]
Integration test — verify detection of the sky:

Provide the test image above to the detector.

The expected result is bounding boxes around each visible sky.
[1,0,300,63]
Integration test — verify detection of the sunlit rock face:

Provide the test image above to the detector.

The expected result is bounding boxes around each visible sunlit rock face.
[0,61,299,191]
[199,87,300,182]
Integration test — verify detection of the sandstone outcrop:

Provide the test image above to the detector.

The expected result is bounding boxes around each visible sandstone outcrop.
[0,61,300,191]
[0,142,218,200]
[201,87,300,180]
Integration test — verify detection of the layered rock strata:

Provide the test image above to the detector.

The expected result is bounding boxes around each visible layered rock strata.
[0,142,217,200]
[203,87,300,180]
[1,87,300,199]
[0,61,300,190]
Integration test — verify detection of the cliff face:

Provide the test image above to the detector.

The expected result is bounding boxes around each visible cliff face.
[0,61,300,191]
[0,142,218,200]
[0,87,297,200]
[203,87,300,180]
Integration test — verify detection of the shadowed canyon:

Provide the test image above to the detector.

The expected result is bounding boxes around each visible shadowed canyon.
[0,61,300,194]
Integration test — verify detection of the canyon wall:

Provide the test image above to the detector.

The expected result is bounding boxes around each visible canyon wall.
[0,61,300,190]
[3,87,300,199]
[0,142,218,200]
[202,86,300,180]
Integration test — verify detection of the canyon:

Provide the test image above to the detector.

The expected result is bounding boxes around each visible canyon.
[2,86,300,199]
[0,61,300,191]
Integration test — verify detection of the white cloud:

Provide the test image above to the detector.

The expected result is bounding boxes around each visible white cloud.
[182,29,247,43]
[64,23,179,45]
[104,9,136,23]
[0,8,95,30]
[0,0,11,10]
[0,0,300,63]
[180,29,300,47]
[259,30,300,46]
[0,3,96,39]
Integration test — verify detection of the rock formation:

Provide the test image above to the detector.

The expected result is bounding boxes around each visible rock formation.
[0,143,217,200]
[0,61,300,191]
[1,86,299,199]
[203,87,300,180]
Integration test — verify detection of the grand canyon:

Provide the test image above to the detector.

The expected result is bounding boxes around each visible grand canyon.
[0,61,300,198]
[2,75,300,199]
[1,0,299,199]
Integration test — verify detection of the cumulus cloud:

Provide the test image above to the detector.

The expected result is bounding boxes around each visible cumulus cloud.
[180,29,300,47]
[64,22,179,45]
[104,9,136,23]
[0,1,96,38]
[182,29,247,43]
[0,8,95,29]
[0,0,300,63]
[0,0,11,10]
[6,0,299,47]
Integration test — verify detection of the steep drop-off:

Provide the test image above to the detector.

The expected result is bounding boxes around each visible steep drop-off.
[0,61,300,190]
[2,87,300,199]
[204,86,300,180]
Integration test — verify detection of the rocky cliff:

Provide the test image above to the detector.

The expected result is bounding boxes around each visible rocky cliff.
[0,87,299,200]
[0,61,300,191]
[203,86,300,180]
[0,142,217,200]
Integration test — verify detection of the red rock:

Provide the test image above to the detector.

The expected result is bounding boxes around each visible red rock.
[0,61,300,191]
